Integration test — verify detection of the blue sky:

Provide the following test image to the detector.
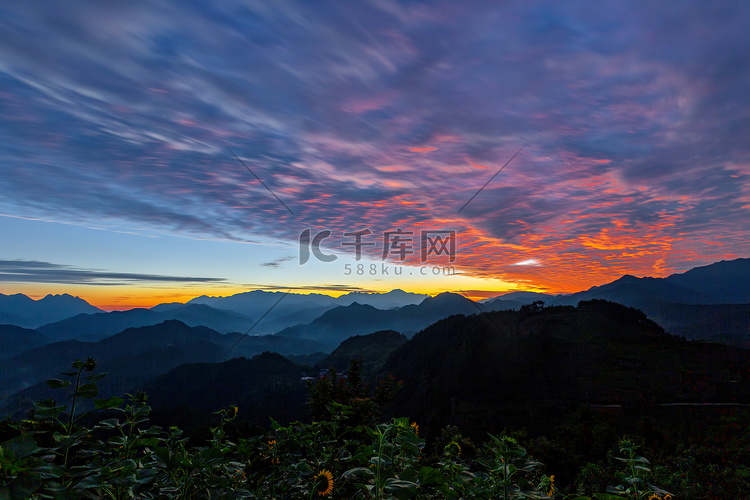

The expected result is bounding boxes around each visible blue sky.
[1,1,749,308]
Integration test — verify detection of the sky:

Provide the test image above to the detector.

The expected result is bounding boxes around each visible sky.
[1,1,749,309]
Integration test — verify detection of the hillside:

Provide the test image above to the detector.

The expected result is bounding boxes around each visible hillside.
[40,300,748,442]
[0,325,49,359]
[143,352,309,429]
[0,320,322,415]
[126,330,410,430]
[316,329,407,379]
[381,300,750,436]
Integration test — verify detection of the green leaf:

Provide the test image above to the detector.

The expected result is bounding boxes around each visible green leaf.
[2,434,39,459]
[418,466,445,486]
[76,383,98,398]
[97,418,121,430]
[138,437,161,447]
[605,485,627,494]
[342,467,375,479]
[86,372,107,382]
[46,378,70,389]
[136,467,157,484]
[34,399,65,410]
[384,478,419,500]
[53,432,81,448]
[95,396,124,410]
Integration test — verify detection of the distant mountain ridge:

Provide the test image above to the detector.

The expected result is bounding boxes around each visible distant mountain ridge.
[37,303,257,342]
[664,258,750,303]
[482,259,750,307]
[184,289,429,334]
[1,258,749,351]
[187,288,428,314]
[0,293,102,328]
[276,292,479,350]
[541,258,750,307]
[29,290,432,342]
[481,259,750,343]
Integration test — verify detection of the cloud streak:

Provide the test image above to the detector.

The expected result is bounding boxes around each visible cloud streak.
[0,261,228,286]
[0,1,749,292]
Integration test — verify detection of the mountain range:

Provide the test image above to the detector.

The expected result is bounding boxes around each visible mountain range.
[3,259,749,348]
[67,300,749,437]
[0,319,329,413]
[484,258,750,343]
[37,303,257,342]
[276,292,481,350]
[1,257,749,416]
[186,289,429,334]
[0,293,102,329]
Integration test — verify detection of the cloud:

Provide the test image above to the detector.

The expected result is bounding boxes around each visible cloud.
[0,1,749,291]
[260,256,294,268]
[513,259,540,266]
[0,260,228,286]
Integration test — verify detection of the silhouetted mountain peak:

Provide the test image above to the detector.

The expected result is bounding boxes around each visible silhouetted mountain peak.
[0,293,35,302]
[103,319,210,346]
[328,329,406,354]
[325,302,379,315]
[421,292,472,306]
[38,293,99,306]
[41,292,73,299]
[0,292,102,329]
[614,274,639,282]
[336,289,429,308]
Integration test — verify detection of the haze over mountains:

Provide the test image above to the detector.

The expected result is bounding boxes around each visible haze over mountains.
[276,292,480,350]
[188,288,428,317]
[25,300,746,436]
[1,259,749,347]
[0,319,323,416]
[38,304,257,342]
[1,257,749,420]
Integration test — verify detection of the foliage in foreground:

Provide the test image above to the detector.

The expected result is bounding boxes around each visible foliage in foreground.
[0,359,679,499]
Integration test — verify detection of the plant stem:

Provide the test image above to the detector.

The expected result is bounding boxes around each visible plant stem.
[67,366,84,433]
[375,427,385,500]
[61,365,84,484]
